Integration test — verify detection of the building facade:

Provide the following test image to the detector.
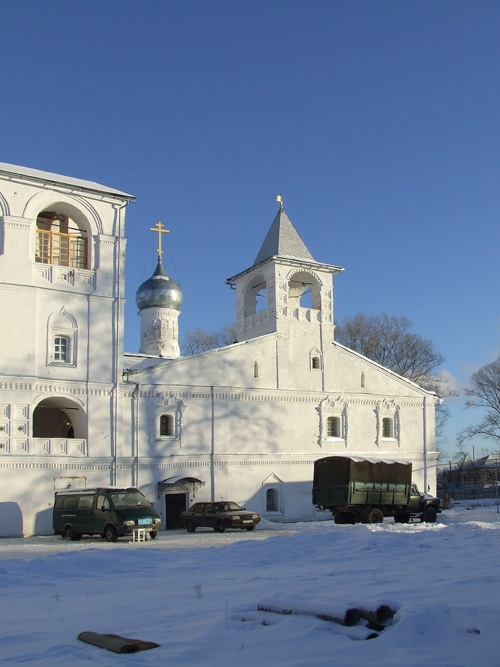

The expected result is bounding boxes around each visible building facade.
[0,163,439,536]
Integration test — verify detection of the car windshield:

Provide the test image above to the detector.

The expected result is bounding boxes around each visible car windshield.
[110,491,151,508]
[214,502,243,512]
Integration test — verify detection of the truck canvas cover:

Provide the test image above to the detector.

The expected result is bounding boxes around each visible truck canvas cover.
[314,456,411,487]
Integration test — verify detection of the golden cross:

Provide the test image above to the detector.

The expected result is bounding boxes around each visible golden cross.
[149,221,170,258]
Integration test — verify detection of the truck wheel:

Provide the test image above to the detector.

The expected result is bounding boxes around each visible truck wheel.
[367,508,384,524]
[422,507,438,523]
[394,511,410,523]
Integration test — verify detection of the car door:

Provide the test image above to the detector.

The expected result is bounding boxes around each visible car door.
[188,503,204,529]
[202,503,217,529]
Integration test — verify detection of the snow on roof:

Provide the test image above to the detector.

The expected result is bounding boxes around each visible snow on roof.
[0,161,135,200]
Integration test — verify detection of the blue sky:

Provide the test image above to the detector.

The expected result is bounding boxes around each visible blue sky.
[2,1,499,458]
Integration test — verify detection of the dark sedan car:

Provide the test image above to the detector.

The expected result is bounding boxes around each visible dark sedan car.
[180,501,261,533]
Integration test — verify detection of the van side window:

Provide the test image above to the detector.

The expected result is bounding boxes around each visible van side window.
[78,496,93,510]
[64,496,78,509]
[97,494,110,511]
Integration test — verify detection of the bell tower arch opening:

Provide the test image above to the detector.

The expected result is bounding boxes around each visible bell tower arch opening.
[287,270,321,312]
[243,273,268,317]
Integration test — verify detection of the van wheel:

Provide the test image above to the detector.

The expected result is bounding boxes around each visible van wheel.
[422,507,438,523]
[367,509,384,524]
[64,526,81,541]
[103,525,118,542]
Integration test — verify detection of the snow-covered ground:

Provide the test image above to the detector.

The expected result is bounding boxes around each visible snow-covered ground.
[1,501,499,666]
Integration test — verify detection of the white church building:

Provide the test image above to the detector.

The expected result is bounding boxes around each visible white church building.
[0,162,439,536]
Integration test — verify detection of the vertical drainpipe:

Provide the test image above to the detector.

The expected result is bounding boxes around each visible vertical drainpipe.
[423,396,428,492]
[131,380,140,487]
[210,385,215,501]
[112,200,128,485]
[122,371,140,487]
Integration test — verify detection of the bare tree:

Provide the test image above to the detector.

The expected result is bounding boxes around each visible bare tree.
[335,313,444,386]
[335,313,453,445]
[181,323,238,356]
[458,354,500,447]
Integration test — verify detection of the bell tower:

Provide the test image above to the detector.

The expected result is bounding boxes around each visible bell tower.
[226,198,344,347]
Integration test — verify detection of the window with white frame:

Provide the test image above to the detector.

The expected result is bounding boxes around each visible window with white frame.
[54,336,70,362]
[47,309,77,367]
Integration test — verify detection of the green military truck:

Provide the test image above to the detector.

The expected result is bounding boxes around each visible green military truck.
[312,456,441,524]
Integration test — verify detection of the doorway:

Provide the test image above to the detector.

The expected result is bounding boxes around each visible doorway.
[164,493,187,529]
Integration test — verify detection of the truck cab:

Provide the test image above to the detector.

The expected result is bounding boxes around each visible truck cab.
[395,484,441,523]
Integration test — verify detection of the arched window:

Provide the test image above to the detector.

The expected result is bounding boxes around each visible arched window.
[266,488,279,512]
[382,417,394,438]
[160,414,174,437]
[326,416,341,438]
[47,309,77,367]
[36,211,88,269]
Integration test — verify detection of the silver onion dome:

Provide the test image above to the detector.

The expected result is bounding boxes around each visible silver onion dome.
[135,258,183,311]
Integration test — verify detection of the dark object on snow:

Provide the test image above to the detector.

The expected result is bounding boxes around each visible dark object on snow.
[257,600,361,626]
[358,604,395,625]
[77,631,160,654]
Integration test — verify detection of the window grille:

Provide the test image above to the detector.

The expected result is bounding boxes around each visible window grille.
[266,488,279,512]
[326,416,341,438]
[382,417,394,438]
[36,230,87,268]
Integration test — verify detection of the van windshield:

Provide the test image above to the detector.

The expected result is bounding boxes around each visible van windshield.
[110,491,151,508]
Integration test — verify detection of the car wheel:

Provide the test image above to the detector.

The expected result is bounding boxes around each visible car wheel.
[149,531,157,539]
[215,520,226,533]
[367,508,384,524]
[422,507,438,523]
[103,525,118,542]
[64,525,80,541]
[186,520,196,533]
[245,525,255,531]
